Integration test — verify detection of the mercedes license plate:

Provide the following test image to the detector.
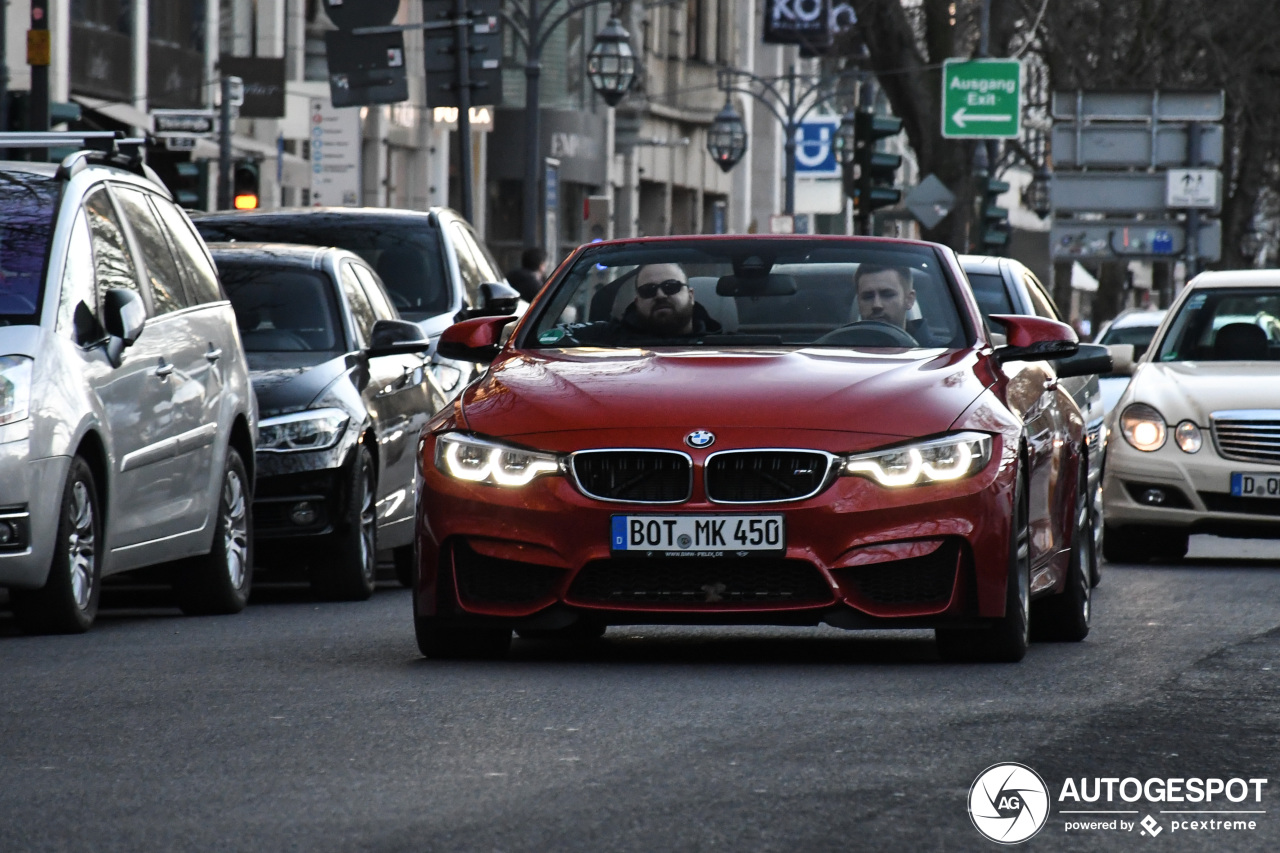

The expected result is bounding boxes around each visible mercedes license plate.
[1230,472,1280,498]
[611,515,785,556]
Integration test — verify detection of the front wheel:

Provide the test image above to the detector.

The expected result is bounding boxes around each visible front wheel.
[173,449,253,616]
[11,457,102,634]
[311,445,377,601]
[937,467,1030,663]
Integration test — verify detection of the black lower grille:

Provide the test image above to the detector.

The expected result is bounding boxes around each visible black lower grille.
[252,496,330,536]
[572,451,691,503]
[834,542,959,605]
[453,541,563,604]
[1199,492,1280,517]
[705,451,832,502]
[568,557,833,604]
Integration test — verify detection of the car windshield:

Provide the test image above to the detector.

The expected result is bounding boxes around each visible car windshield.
[525,240,967,350]
[0,171,60,323]
[219,264,344,353]
[1156,288,1280,362]
[195,216,450,318]
[1098,322,1160,357]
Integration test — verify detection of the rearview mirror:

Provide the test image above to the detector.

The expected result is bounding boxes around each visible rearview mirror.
[102,287,146,345]
[456,282,522,321]
[1053,344,1113,378]
[715,273,798,297]
[437,315,518,363]
[367,318,431,357]
[989,314,1079,364]
[1106,344,1135,376]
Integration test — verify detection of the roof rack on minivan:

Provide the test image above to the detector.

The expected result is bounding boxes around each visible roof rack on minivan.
[0,131,153,183]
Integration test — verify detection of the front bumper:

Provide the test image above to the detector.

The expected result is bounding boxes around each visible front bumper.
[1104,438,1280,537]
[415,434,1019,629]
[252,451,347,541]
[0,440,71,590]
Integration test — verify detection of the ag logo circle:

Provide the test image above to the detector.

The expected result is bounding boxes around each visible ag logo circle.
[968,763,1050,844]
[685,429,715,448]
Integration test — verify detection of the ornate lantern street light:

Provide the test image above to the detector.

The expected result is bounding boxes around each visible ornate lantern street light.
[586,18,637,107]
[706,99,747,173]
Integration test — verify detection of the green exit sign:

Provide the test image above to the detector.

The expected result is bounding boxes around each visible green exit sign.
[942,59,1022,139]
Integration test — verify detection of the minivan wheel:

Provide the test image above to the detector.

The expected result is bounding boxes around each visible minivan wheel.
[11,457,102,634]
[311,445,377,601]
[173,449,253,615]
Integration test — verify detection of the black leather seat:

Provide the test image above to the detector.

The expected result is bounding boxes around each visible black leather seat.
[1212,322,1269,360]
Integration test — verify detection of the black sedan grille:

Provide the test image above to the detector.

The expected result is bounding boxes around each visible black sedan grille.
[571,451,692,503]
[568,557,833,605]
[705,450,833,503]
[1212,414,1280,464]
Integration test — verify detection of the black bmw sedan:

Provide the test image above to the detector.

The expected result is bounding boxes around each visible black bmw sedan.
[211,243,444,599]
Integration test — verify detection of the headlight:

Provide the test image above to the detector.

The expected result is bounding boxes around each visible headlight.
[840,432,992,487]
[1119,403,1166,452]
[258,408,350,452]
[0,356,33,426]
[435,432,563,487]
[1174,420,1202,453]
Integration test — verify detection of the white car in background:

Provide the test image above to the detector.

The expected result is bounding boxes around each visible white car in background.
[1092,308,1167,414]
[1103,271,1280,563]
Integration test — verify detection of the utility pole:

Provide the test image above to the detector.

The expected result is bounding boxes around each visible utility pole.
[451,0,475,222]
[218,76,235,210]
[1185,122,1202,280]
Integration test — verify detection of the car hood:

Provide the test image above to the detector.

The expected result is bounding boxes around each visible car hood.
[247,352,356,417]
[459,347,989,440]
[1119,361,1280,423]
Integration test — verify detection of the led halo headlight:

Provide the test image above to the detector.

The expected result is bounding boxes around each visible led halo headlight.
[1119,403,1167,452]
[840,432,993,487]
[0,355,34,427]
[435,432,564,487]
[1174,420,1202,453]
[258,408,350,453]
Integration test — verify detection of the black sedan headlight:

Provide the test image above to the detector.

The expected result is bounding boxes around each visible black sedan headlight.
[258,408,350,452]
[840,432,993,487]
[435,432,564,487]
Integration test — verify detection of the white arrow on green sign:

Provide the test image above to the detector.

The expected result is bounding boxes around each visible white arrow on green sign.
[942,59,1022,139]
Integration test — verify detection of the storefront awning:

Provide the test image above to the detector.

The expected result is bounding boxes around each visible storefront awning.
[70,95,153,132]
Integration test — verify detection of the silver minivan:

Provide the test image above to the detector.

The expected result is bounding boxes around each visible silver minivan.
[0,135,257,633]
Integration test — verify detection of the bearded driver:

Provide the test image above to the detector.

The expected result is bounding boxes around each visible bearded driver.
[560,263,722,344]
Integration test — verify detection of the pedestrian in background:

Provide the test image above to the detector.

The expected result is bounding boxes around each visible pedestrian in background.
[507,247,548,302]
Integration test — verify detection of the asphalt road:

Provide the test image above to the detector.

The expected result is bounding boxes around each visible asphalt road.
[2,537,1279,852]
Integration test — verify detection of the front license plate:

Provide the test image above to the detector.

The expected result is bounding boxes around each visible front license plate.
[611,515,785,556]
[1231,472,1280,498]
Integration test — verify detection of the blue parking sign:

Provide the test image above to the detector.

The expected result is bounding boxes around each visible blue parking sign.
[795,117,841,176]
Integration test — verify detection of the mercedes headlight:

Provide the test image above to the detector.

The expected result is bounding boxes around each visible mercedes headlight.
[1119,404,1166,452]
[436,432,563,487]
[258,408,349,452]
[840,432,992,487]
[0,356,33,427]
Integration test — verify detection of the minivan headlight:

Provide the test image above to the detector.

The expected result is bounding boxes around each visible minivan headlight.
[1120,404,1166,452]
[435,432,563,487]
[258,408,349,452]
[0,356,33,426]
[840,432,992,487]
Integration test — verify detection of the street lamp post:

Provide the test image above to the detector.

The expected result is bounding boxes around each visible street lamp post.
[713,65,854,217]
[503,1,637,252]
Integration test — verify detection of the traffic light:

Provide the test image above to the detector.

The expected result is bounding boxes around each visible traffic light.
[977,173,1011,252]
[232,161,259,210]
[854,109,903,216]
[173,160,209,211]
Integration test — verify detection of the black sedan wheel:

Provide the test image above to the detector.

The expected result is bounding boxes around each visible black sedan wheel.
[311,445,377,601]
[11,457,102,634]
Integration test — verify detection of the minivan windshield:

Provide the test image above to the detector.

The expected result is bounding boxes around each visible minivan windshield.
[525,239,967,350]
[194,214,450,319]
[0,171,60,323]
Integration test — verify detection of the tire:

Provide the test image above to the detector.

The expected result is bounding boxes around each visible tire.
[1032,459,1092,642]
[11,457,102,634]
[1089,471,1104,587]
[1102,524,1189,564]
[173,449,253,616]
[937,465,1030,663]
[393,544,416,589]
[311,445,377,601]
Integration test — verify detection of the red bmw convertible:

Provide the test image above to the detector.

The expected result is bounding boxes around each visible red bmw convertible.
[413,236,1108,661]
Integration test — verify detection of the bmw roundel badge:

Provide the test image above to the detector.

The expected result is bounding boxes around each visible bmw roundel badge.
[685,430,715,449]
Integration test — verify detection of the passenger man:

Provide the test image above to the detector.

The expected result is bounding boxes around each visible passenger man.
[853,263,916,329]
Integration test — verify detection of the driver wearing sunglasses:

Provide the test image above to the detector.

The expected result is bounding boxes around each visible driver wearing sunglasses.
[629,264,703,336]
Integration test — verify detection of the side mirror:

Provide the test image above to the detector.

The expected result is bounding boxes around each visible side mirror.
[989,314,1079,364]
[1106,344,1136,376]
[102,287,146,346]
[1053,343,1113,379]
[437,315,518,363]
[455,282,521,322]
[367,318,430,357]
